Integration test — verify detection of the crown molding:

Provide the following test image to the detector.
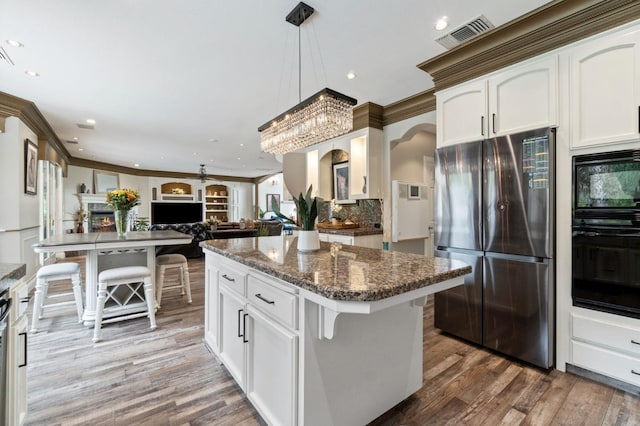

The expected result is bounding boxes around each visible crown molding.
[70,157,256,184]
[418,0,640,91]
[0,91,71,163]
[353,102,384,130]
[382,89,436,127]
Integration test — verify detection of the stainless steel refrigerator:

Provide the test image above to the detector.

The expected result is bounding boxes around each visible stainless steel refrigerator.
[434,127,554,369]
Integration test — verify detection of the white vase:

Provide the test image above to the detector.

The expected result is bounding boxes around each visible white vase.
[297,230,320,252]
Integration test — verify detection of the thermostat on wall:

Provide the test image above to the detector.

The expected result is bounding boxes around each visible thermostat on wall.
[408,184,420,199]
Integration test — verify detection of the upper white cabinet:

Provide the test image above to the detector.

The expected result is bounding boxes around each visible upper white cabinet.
[301,127,383,200]
[436,80,487,147]
[569,29,640,149]
[349,130,383,200]
[437,56,558,147]
[488,56,558,136]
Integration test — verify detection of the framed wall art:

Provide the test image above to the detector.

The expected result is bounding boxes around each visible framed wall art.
[266,193,280,212]
[24,138,38,195]
[333,162,352,203]
[94,170,120,194]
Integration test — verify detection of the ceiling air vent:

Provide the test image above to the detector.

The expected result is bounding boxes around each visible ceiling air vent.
[435,15,494,50]
[65,139,78,144]
[76,123,94,130]
[0,47,15,66]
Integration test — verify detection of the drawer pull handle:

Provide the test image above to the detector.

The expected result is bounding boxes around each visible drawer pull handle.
[20,296,31,303]
[632,370,640,376]
[632,339,640,346]
[222,274,235,282]
[255,293,275,305]
[243,313,249,343]
[19,332,27,368]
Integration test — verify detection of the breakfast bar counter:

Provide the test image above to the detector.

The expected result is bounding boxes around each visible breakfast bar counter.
[200,235,469,426]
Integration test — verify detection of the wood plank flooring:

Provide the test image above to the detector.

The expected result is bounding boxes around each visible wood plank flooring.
[23,256,640,425]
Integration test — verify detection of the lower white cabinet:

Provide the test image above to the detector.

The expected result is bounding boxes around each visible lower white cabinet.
[218,283,247,388]
[245,304,298,426]
[570,308,640,386]
[7,277,29,426]
[203,256,219,350]
[319,232,383,249]
[211,264,299,426]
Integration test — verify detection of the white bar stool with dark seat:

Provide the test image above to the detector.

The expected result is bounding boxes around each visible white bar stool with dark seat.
[93,266,157,342]
[31,262,84,333]
[155,254,192,308]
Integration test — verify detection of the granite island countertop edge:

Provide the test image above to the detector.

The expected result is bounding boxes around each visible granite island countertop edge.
[201,240,470,302]
[0,263,27,293]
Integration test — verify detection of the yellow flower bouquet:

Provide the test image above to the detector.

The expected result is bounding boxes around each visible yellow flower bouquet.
[106,189,140,236]
[105,188,140,211]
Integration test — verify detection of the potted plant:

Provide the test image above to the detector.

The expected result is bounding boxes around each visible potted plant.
[271,185,321,251]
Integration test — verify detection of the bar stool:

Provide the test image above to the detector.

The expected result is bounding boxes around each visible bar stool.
[156,254,192,308]
[31,263,84,333]
[93,266,156,342]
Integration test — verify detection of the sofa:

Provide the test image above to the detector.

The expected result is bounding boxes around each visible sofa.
[150,222,208,258]
[149,219,283,258]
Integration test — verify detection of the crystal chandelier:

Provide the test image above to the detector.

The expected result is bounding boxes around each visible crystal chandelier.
[258,2,357,155]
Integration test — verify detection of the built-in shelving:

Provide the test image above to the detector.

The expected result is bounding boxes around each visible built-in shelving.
[205,184,229,222]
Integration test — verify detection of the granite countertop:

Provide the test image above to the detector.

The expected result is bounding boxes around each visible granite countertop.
[0,263,26,293]
[318,227,383,237]
[200,236,470,302]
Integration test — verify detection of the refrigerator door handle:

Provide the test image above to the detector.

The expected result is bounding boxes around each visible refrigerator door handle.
[484,251,549,264]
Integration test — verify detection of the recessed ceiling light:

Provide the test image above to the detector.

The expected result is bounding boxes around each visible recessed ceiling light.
[25,70,39,77]
[346,71,356,80]
[237,157,241,160]
[240,143,244,147]
[86,118,96,125]
[72,137,78,141]
[209,138,219,143]
[78,148,84,152]
[134,163,140,167]
[6,39,23,48]
[435,16,449,31]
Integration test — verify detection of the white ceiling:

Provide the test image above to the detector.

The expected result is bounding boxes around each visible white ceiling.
[0,0,551,178]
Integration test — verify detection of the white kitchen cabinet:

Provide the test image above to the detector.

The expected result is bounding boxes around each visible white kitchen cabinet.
[245,304,298,426]
[436,80,487,147]
[488,55,558,136]
[349,130,383,200]
[214,266,299,425]
[204,255,219,351]
[218,283,247,389]
[436,56,558,147]
[570,308,640,387]
[7,276,28,426]
[569,28,640,149]
[319,232,383,249]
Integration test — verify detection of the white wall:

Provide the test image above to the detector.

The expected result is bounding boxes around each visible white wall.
[257,173,283,217]
[383,112,437,254]
[0,117,40,280]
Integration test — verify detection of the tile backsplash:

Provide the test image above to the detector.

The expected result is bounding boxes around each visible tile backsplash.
[318,199,382,229]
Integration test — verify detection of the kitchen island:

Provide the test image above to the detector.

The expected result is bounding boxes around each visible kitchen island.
[201,235,470,426]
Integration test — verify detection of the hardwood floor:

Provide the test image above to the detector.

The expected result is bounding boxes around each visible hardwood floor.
[24,256,640,425]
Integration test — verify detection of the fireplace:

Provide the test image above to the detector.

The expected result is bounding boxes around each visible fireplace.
[90,210,115,232]
[77,194,116,233]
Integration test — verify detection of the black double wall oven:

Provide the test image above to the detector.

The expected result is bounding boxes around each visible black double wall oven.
[572,149,640,318]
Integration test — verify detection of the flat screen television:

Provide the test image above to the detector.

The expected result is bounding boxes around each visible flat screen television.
[151,202,202,224]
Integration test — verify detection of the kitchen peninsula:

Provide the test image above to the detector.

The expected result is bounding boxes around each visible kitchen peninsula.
[201,236,470,426]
